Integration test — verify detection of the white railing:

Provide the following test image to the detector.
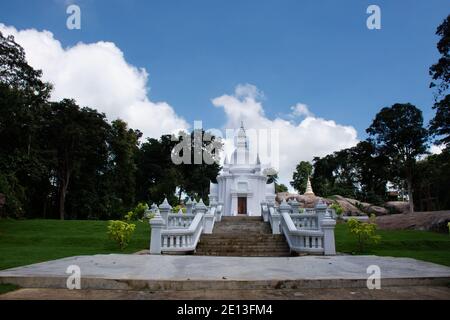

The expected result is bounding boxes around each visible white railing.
[262,199,336,255]
[161,212,204,252]
[280,211,324,254]
[167,214,195,228]
[290,214,318,229]
[149,198,220,254]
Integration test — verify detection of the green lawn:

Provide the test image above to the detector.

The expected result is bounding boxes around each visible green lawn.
[0,219,150,270]
[0,219,449,273]
[335,223,450,266]
[0,283,19,294]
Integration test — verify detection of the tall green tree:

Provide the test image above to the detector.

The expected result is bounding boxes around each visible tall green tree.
[136,135,180,205]
[290,161,312,194]
[106,120,142,211]
[349,141,389,204]
[366,103,428,213]
[0,32,53,217]
[275,183,288,193]
[429,15,450,148]
[46,99,110,220]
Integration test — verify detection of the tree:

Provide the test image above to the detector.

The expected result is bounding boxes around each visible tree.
[290,161,312,194]
[105,120,142,212]
[174,129,222,203]
[429,15,450,148]
[0,32,53,218]
[366,103,428,213]
[46,99,110,220]
[413,149,450,211]
[349,141,389,204]
[275,183,288,193]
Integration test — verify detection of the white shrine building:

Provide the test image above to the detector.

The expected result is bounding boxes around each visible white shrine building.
[209,124,276,216]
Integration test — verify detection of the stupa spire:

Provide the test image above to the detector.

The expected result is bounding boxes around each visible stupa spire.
[304,176,315,196]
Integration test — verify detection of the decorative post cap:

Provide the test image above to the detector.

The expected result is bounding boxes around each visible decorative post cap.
[149,203,164,225]
[196,198,207,211]
[185,198,192,205]
[315,199,327,209]
[159,198,172,210]
[279,199,291,212]
[178,209,183,215]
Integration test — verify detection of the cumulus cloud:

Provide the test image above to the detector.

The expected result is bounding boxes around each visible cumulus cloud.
[429,144,444,155]
[212,84,359,190]
[290,103,313,118]
[0,24,189,138]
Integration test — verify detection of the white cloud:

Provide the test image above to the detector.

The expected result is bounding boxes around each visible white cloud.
[0,24,360,191]
[212,84,359,191]
[429,144,444,155]
[0,24,189,138]
[290,103,313,118]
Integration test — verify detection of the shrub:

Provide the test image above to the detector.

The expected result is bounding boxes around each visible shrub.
[173,205,187,214]
[124,202,149,221]
[347,215,381,253]
[107,220,136,249]
[330,202,343,217]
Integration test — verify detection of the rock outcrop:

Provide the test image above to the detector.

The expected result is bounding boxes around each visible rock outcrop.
[275,193,406,216]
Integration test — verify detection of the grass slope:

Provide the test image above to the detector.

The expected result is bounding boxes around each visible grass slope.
[0,219,150,270]
[335,223,450,266]
[0,219,449,272]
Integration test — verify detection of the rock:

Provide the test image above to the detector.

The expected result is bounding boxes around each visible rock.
[275,193,326,208]
[364,205,389,216]
[384,201,410,214]
[376,210,450,233]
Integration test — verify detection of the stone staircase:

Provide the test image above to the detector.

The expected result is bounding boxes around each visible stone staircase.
[194,216,291,257]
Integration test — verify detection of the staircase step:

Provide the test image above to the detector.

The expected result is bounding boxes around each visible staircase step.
[194,216,290,257]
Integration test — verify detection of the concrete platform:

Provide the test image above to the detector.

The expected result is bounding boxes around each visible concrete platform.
[1,255,449,291]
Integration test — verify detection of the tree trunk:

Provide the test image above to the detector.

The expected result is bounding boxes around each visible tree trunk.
[58,184,66,220]
[58,163,71,220]
[407,175,414,214]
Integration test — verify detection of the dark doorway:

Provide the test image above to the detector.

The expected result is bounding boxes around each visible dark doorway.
[238,197,247,215]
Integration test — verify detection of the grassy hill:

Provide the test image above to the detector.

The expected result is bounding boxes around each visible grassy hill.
[0,219,150,270]
[0,219,449,271]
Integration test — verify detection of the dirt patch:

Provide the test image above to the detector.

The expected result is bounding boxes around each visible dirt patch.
[1,287,449,300]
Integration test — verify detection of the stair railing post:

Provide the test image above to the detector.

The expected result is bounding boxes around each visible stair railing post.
[149,210,165,255]
[159,198,172,226]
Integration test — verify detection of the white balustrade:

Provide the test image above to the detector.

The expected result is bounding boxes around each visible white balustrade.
[149,198,218,254]
[264,199,336,255]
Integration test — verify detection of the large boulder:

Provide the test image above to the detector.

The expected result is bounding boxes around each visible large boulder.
[275,193,325,208]
[384,201,410,214]
[329,196,363,216]
[343,197,388,216]
[376,211,450,233]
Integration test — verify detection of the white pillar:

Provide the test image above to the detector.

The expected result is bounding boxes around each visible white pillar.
[159,198,172,225]
[149,214,165,255]
[321,217,336,255]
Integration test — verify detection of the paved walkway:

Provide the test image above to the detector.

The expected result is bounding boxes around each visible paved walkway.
[1,254,450,291]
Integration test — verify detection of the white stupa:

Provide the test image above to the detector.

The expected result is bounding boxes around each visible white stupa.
[209,123,275,216]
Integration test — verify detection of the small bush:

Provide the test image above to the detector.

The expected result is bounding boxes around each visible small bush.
[107,220,136,249]
[347,215,381,253]
[173,205,187,214]
[124,202,149,221]
[330,202,343,217]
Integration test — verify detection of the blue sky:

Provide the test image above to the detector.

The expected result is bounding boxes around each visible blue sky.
[1,0,448,138]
